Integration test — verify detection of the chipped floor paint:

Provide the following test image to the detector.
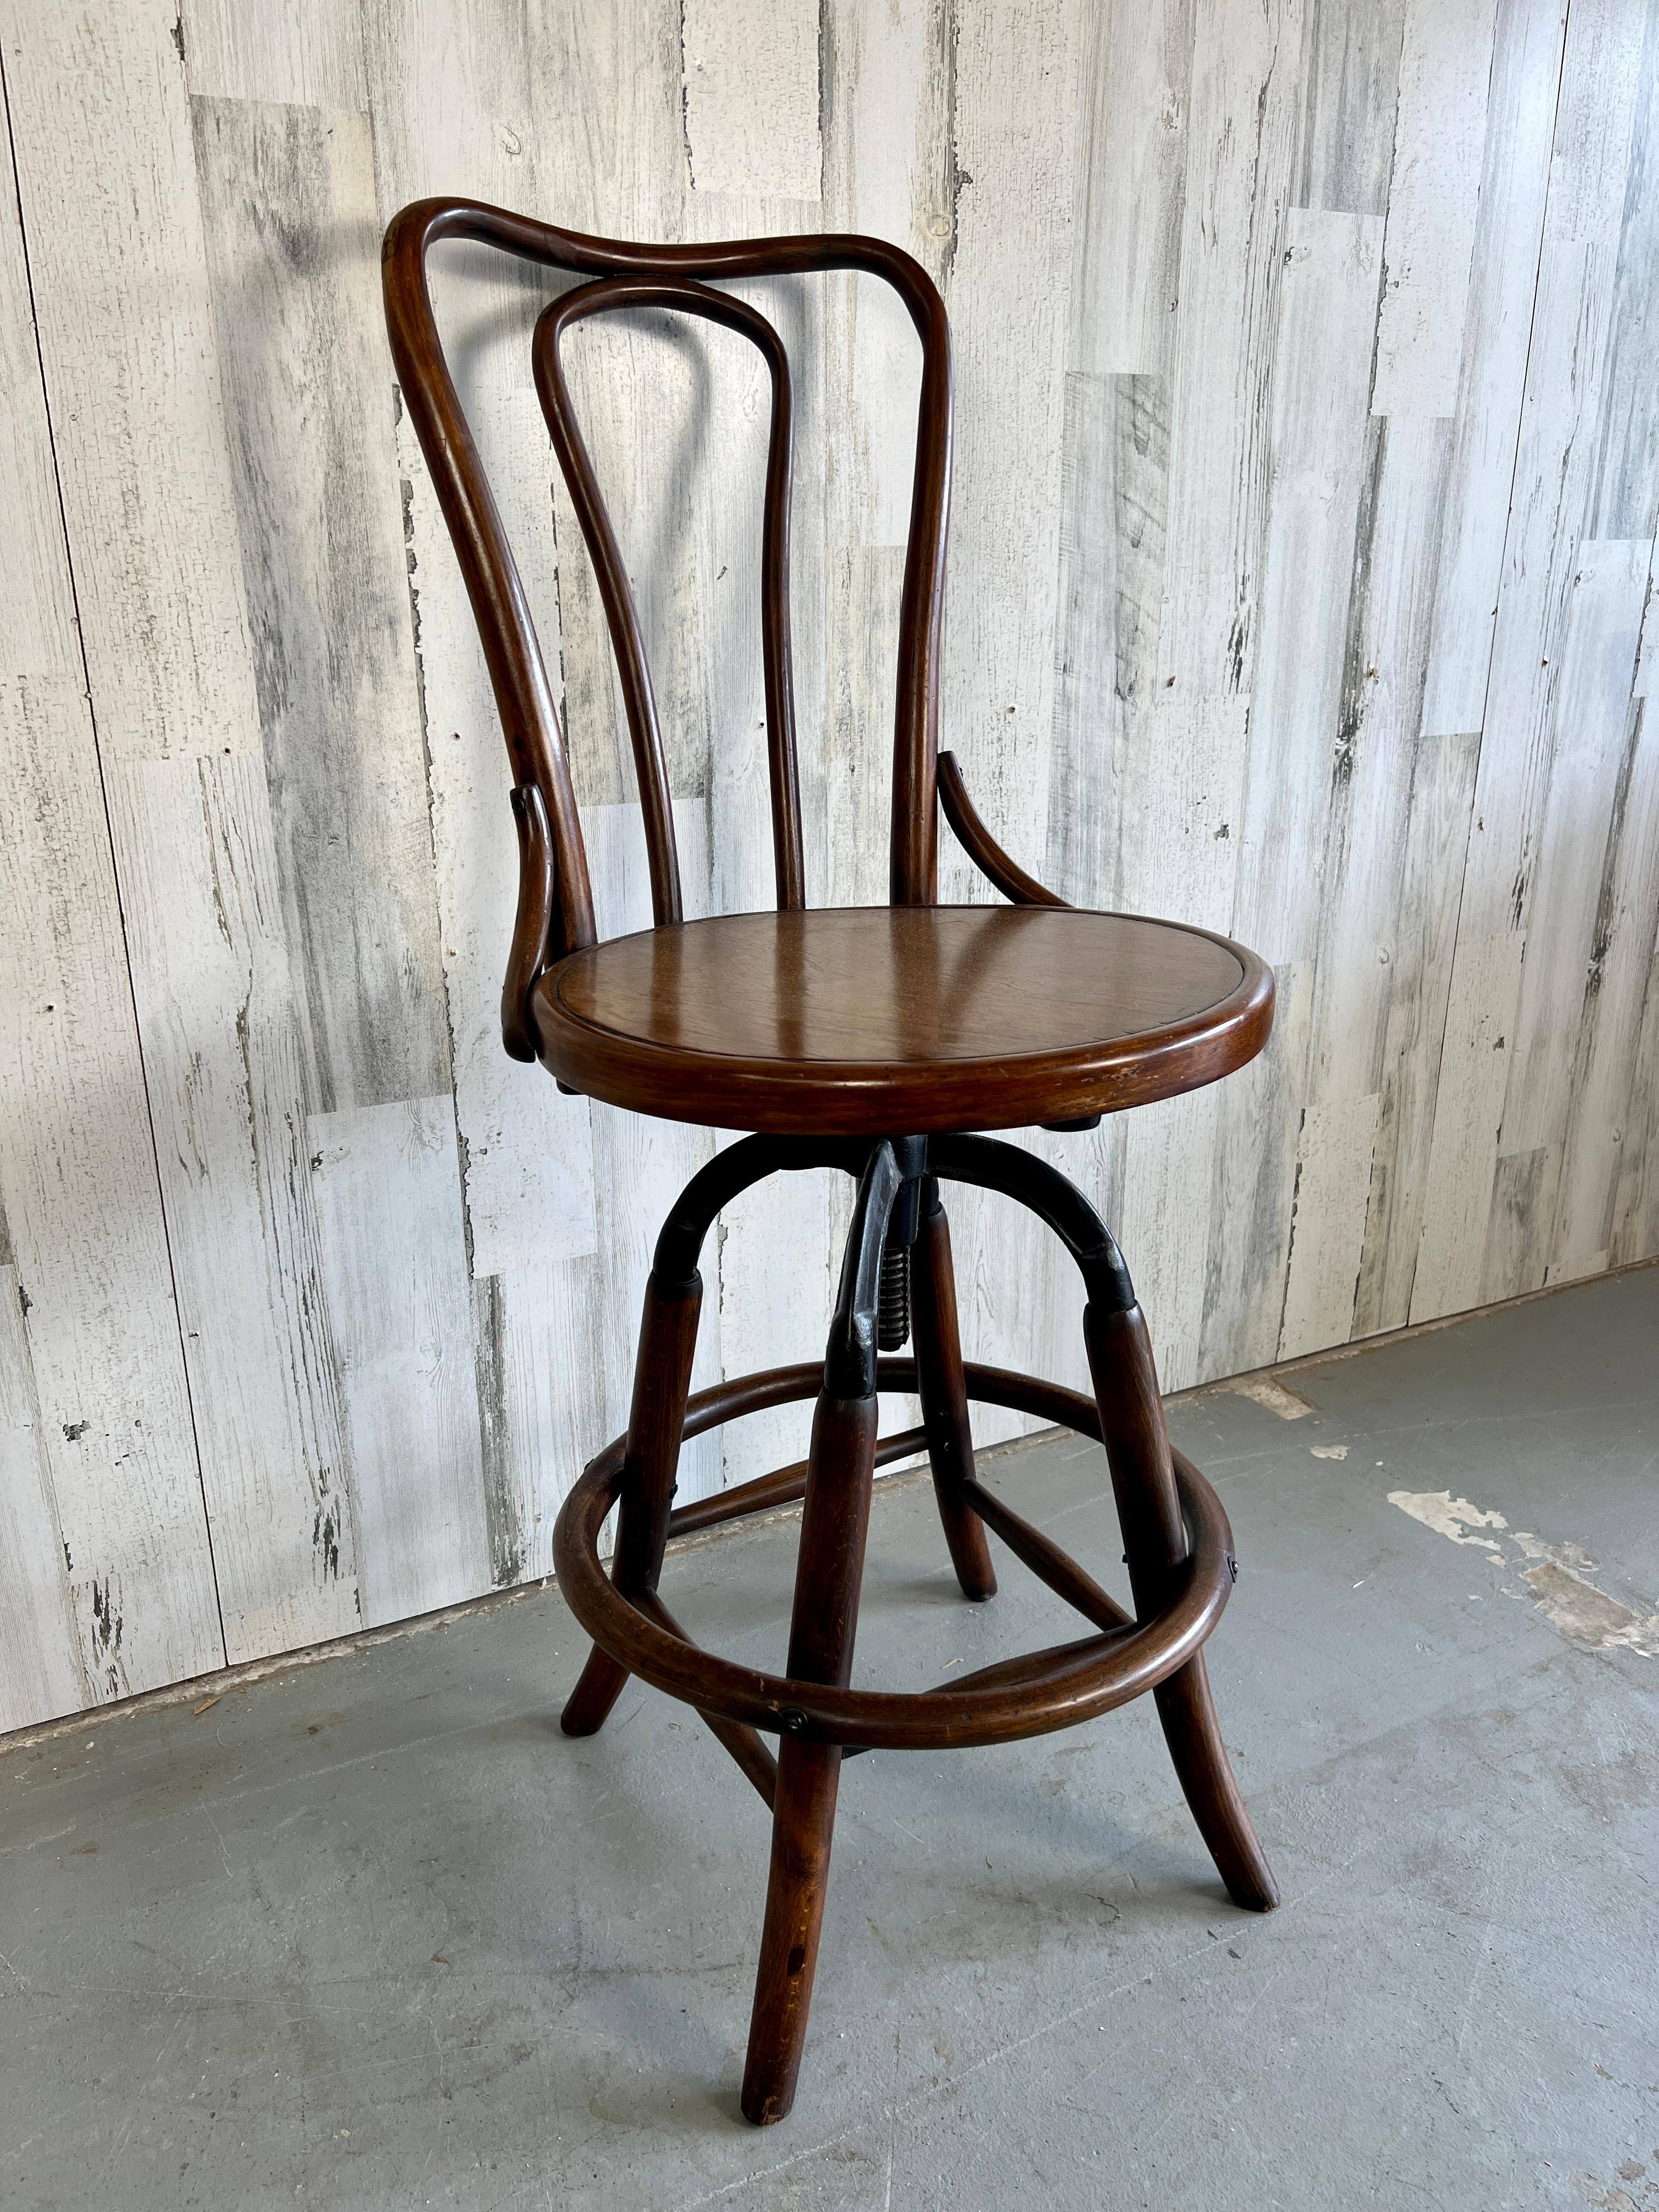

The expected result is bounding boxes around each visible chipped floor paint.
[1518,1561,1659,1657]
[1219,1375,1315,1420]
[1386,1491,1659,1656]
[1387,1490,1509,1549]
[1310,1443,1348,1460]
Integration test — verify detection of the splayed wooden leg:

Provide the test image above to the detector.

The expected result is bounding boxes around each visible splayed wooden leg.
[561,1272,700,1737]
[1085,1300,1278,1911]
[740,1389,878,2123]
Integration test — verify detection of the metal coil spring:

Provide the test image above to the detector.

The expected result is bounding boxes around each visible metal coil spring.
[877,1242,910,1352]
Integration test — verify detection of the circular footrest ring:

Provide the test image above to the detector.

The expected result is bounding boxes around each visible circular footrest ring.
[551,1361,1235,1752]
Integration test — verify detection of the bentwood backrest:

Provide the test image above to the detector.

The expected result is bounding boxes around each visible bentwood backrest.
[381,199,955,1060]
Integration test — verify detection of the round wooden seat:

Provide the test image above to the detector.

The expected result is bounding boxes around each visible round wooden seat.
[532,904,1274,1133]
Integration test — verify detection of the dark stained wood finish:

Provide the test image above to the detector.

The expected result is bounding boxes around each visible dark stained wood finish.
[554,1362,1238,1751]
[561,1273,700,1737]
[1149,1653,1278,1911]
[742,1388,879,2124]
[936,749,1068,907]
[742,1740,841,2123]
[957,1476,1130,1631]
[1085,1302,1279,1911]
[665,1423,929,1538]
[535,906,1273,1135]
[387,196,1279,2129]
[546,1144,1279,2121]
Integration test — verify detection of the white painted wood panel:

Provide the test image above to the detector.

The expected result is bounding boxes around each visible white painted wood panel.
[0,1265,88,1733]
[0,159,74,675]
[1548,707,1659,1282]
[1410,930,1527,1323]
[193,97,452,1116]
[820,0,940,548]
[1302,410,1475,1345]
[1293,0,1408,218]
[107,755,364,1659]
[476,1254,605,1586]
[826,546,905,909]
[1476,538,1649,1299]
[1278,1092,1383,1360]
[309,1096,489,1626]
[682,0,821,202]
[1495,540,1650,1168]
[1352,726,1482,1339]
[1158,0,1304,698]
[0,0,263,765]
[1199,958,1314,1381]
[1419,0,1567,737]
[1587,5,1659,544]
[0,693,225,1702]
[1235,208,1384,968]
[1047,371,1169,910]
[1069,0,1193,379]
[1201,208,1380,1372]
[1637,564,1658,701]
[1371,0,1499,420]
[1608,890,1659,1272]
[180,0,366,109]
[941,0,1079,885]
[4,0,400,1685]
[1413,0,1650,1321]
[0,91,223,1706]
[2,0,1656,1730]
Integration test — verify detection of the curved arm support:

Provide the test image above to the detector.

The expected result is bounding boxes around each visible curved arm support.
[532,276,805,923]
[502,783,558,1061]
[936,750,1068,907]
[927,1133,1135,1313]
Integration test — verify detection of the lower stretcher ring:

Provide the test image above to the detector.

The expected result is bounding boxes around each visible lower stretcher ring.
[552,1356,1237,1754]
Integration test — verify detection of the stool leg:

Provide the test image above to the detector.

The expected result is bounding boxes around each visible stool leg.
[741,1389,878,2124]
[910,1192,997,1601]
[561,1273,701,1737]
[1084,1303,1279,1911]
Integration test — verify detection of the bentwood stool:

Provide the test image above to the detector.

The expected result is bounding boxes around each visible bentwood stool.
[383,199,1279,2126]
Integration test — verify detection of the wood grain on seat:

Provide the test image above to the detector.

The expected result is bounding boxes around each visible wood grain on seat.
[533,905,1273,1133]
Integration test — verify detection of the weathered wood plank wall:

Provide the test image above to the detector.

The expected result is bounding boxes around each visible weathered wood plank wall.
[0,0,1652,1730]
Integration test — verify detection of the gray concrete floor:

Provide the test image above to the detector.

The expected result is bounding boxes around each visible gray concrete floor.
[3,1268,1657,2211]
